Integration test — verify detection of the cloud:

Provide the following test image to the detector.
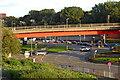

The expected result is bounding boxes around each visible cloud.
[0,0,119,17]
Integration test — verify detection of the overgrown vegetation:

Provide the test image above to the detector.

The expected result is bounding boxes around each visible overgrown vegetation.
[46,46,72,53]
[2,58,97,79]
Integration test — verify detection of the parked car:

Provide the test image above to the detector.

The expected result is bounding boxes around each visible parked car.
[71,41,77,44]
[109,43,120,47]
[77,42,83,45]
[95,43,101,47]
[82,42,90,46]
[54,40,61,43]
[80,46,90,51]
[58,40,65,43]
[35,50,47,55]
[66,41,72,44]
[109,46,114,50]
[102,43,108,47]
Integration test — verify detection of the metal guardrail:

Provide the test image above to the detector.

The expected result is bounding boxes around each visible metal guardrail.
[9,23,120,31]
[57,64,119,79]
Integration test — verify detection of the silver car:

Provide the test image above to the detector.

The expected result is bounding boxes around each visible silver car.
[35,50,47,55]
[80,46,90,51]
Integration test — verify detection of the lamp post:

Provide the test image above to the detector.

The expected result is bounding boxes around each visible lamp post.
[93,36,95,47]
[66,18,69,49]
[66,18,69,28]
[79,35,81,42]
[30,38,33,56]
[30,38,36,56]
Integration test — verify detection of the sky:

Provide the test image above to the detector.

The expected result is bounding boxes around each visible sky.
[0,0,120,17]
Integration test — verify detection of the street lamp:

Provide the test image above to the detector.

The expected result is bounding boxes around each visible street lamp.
[29,38,36,56]
[66,18,69,28]
[79,35,81,42]
[93,36,95,46]
[66,18,69,50]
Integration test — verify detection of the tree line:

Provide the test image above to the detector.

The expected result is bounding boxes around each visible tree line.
[4,1,120,27]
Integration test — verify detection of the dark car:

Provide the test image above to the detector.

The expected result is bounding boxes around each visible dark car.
[71,41,77,44]
[102,43,108,47]
[58,40,65,43]
[109,46,114,50]
[82,42,90,46]
[109,43,120,47]
[95,43,101,47]
[77,42,83,45]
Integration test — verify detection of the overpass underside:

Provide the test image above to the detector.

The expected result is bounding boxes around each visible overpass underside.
[15,30,120,38]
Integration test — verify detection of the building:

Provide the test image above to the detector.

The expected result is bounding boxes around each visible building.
[0,13,6,18]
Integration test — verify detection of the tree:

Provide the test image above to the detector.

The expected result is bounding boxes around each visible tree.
[60,6,84,24]
[2,26,20,57]
[39,9,56,25]
[90,1,120,23]
[4,16,19,27]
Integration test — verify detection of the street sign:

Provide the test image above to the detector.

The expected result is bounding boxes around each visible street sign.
[108,62,112,66]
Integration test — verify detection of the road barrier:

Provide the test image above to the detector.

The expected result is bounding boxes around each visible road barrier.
[57,64,119,79]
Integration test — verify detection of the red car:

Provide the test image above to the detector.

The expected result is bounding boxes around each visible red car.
[54,40,61,43]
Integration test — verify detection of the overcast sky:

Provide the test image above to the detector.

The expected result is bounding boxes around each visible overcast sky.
[0,0,120,17]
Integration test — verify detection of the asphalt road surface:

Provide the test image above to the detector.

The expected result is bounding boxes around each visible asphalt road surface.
[35,44,119,76]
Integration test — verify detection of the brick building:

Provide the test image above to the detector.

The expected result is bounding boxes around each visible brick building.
[0,13,6,18]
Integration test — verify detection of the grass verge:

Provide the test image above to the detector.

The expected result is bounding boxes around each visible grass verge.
[20,44,46,53]
[93,57,119,63]
[46,46,73,53]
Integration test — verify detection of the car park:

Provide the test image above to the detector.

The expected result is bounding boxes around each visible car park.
[80,46,90,51]
[35,50,47,55]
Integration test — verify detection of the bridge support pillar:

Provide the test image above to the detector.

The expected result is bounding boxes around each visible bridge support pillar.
[103,34,106,43]
[84,35,85,41]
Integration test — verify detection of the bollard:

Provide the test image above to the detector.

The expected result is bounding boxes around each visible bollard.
[33,58,35,62]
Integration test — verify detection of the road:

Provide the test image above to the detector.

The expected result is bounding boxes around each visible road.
[35,43,119,77]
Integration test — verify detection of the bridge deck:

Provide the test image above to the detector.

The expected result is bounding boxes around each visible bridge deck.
[9,23,120,33]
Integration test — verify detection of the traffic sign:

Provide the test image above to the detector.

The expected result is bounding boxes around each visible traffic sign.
[108,62,112,66]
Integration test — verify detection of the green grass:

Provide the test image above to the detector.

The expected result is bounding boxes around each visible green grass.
[46,46,73,53]
[2,58,97,79]
[93,57,119,63]
[106,39,120,43]
[20,44,46,53]
[97,51,120,54]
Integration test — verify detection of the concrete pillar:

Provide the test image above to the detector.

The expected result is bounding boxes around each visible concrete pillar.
[84,35,85,41]
[103,34,106,43]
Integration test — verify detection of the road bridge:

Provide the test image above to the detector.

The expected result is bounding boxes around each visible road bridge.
[9,23,120,38]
